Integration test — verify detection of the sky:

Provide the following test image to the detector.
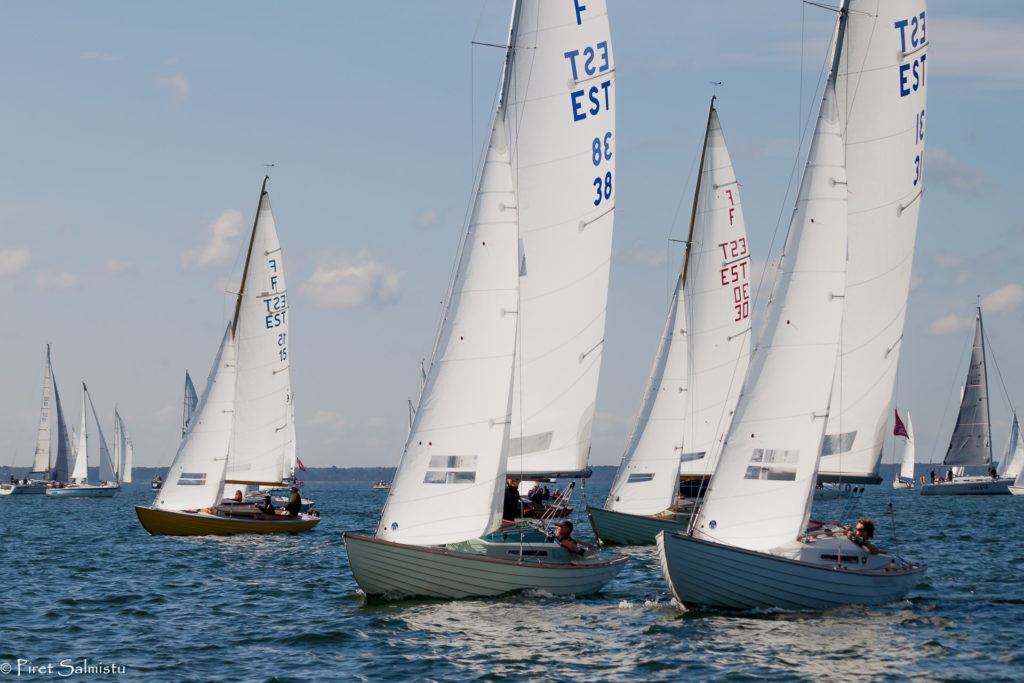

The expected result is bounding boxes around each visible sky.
[2,1,1023,472]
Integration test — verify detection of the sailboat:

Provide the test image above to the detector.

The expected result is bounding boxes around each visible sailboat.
[657,1,927,610]
[46,383,120,498]
[1000,415,1024,495]
[588,97,751,545]
[154,371,197,491]
[920,309,1014,495]
[1,345,73,495]
[135,178,319,535]
[892,410,916,489]
[344,0,627,599]
[112,408,134,485]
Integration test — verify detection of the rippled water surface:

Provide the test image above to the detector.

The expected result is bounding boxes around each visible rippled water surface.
[3,474,1024,682]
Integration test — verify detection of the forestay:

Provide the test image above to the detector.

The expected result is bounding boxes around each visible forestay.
[157,325,237,511]
[820,0,928,481]
[942,313,992,468]
[377,111,519,546]
[505,0,615,479]
[225,183,294,486]
[693,84,848,553]
[606,103,750,515]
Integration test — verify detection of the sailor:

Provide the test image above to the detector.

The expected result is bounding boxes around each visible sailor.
[285,485,302,516]
[257,494,276,515]
[549,520,583,556]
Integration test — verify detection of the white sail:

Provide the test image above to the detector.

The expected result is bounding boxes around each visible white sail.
[505,0,615,478]
[225,180,294,487]
[898,412,916,481]
[52,375,72,482]
[32,346,53,474]
[942,312,991,468]
[157,325,237,511]
[999,414,1023,478]
[692,82,848,553]
[112,408,122,482]
[282,395,296,482]
[606,102,750,515]
[124,437,134,484]
[70,388,89,484]
[114,409,133,484]
[820,0,929,481]
[377,107,520,546]
[85,385,116,483]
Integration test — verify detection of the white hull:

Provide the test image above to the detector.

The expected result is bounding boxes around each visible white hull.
[0,482,50,495]
[813,485,857,500]
[1009,486,1024,496]
[657,531,926,610]
[45,484,119,498]
[587,505,689,546]
[343,532,628,599]
[919,477,1012,496]
[892,479,915,490]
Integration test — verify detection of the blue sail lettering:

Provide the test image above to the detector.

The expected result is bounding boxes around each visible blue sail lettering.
[573,0,586,26]
[563,49,581,80]
[265,310,287,329]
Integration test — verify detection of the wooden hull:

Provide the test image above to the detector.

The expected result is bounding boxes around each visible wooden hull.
[657,531,926,610]
[919,477,1012,496]
[135,506,320,536]
[45,485,118,498]
[587,505,689,546]
[343,532,628,599]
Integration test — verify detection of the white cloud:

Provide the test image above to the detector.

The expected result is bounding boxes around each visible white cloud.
[931,18,1024,89]
[934,252,962,269]
[105,257,134,274]
[928,313,972,336]
[981,283,1024,313]
[155,73,191,101]
[300,249,402,308]
[181,209,243,269]
[415,209,438,227]
[33,271,80,290]
[0,248,31,275]
[305,410,350,434]
[926,147,990,195]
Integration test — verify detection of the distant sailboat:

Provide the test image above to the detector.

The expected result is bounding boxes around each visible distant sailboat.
[46,383,120,498]
[589,97,751,545]
[1006,416,1024,495]
[920,309,1014,496]
[182,370,198,437]
[892,410,915,489]
[344,0,627,598]
[113,408,134,484]
[657,1,927,610]
[1,345,72,495]
[135,178,319,535]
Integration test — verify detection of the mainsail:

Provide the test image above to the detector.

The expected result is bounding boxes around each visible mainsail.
[505,0,616,479]
[606,100,750,515]
[224,178,294,488]
[819,0,929,482]
[693,79,848,552]
[31,346,53,474]
[942,311,992,468]
[70,388,89,484]
[182,371,198,437]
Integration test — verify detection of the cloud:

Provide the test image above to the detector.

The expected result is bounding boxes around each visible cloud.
[928,313,972,336]
[0,248,31,275]
[181,209,243,269]
[981,283,1024,313]
[300,249,402,308]
[926,147,990,195]
[105,257,134,274]
[305,410,350,434]
[931,18,1024,89]
[155,74,191,102]
[934,252,962,269]
[33,271,80,290]
[613,241,669,269]
[415,209,438,227]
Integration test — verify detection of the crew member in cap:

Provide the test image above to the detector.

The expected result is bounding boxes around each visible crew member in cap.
[285,485,302,516]
[549,520,583,556]
[257,493,276,516]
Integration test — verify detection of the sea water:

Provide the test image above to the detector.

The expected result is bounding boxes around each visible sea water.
[2,471,1023,682]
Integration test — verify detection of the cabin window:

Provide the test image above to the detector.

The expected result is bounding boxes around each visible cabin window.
[627,473,655,483]
[507,549,549,558]
[177,473,206,486]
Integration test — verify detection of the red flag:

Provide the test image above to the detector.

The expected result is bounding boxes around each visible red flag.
[893,410,909,438]
[297,458,307,472]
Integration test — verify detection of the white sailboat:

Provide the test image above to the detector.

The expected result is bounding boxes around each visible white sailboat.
[892,410,916,489]
[589,97,751,545]
[112,408,133,484]
[1006,416,1024,495]
[46,383,119,498]
[816,0,930,485]
[344,0,627,599]
[135,178,319,535]
[657,2,926,610]
[920,309,1013,495]
[1,345,73,495]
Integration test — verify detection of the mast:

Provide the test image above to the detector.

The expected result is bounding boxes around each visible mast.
[679,96,716,287]
[978,307,993,465]
[232,176,269,338]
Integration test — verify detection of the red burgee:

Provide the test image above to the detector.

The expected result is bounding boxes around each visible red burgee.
[297,458,307,472]
[893,409,909,438]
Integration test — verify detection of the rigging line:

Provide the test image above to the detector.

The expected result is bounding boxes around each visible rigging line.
[982,316,1015,428]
